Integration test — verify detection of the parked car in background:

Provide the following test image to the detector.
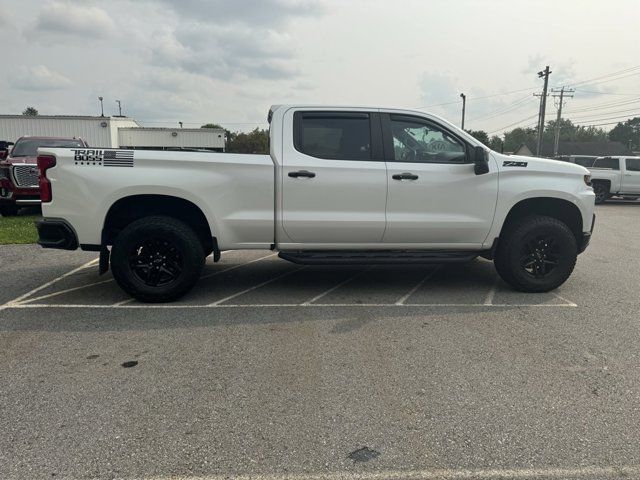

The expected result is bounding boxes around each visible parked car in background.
[0,136,88,216]
[36,105,595,302]
[582,156,640,204]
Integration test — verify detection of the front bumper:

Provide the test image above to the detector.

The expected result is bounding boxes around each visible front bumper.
[578,214,595,254]
[36,219,78,250]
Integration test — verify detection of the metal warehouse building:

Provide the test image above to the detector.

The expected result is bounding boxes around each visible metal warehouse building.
[0,115,225,151]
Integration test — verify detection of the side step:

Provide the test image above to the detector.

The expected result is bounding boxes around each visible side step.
[278,250,479,265]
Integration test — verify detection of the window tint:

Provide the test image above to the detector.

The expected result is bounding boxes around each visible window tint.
[390,116,466,163]
[574,158,596,167]
[592,157,620,170]
[296,114,371,160]
[626,158,640,172]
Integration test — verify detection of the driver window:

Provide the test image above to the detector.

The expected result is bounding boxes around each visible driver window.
[390,117,467,164]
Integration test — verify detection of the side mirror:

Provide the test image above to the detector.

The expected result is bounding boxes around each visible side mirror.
[473,146,489,175]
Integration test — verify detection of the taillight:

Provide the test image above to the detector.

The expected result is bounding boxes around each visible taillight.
[37,155,56,202]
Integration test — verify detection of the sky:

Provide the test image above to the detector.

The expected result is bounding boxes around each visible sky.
[1,0,639,136]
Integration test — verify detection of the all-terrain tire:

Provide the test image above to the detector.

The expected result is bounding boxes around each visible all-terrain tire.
[494,215,577,293]
[111,216,204,303]
[592,182,608,204]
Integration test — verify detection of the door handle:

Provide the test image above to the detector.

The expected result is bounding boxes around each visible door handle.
[288,170,316,178]
[392,172,419,180]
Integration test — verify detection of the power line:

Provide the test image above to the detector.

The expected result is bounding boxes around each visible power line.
[575,89,640,96]
[569,107,640,121]
[564,97,640,113]
[562,64,640,88]
[416,86,538,109]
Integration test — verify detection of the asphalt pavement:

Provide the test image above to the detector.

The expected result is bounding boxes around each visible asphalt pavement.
[1,202,639,480]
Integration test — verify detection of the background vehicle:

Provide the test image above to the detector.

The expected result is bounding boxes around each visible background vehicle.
[580,156,640,204]
[0,136,87,216]
[35,105,595,302]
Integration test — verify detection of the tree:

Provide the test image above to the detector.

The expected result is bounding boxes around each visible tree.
[503,127,536,152]
[465,129,490,146]
[489,135,503,152]
[608,117,640,150]
[226,128,269,154]
[22,106,38,116]
[201,123,223,129]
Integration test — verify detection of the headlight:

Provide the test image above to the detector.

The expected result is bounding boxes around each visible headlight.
[584,174,592,186]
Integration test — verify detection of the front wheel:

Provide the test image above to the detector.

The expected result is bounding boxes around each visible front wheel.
[592,182,608,204]
[494,215,577,293]
[111,216,205,303]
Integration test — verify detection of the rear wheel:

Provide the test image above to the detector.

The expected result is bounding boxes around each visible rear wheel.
[0,204,19,216]
[592,182,608,204]
[111,216,204,302]
[494,215,577,292]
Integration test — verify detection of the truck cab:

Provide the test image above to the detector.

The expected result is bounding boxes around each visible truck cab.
[587,156,640,203]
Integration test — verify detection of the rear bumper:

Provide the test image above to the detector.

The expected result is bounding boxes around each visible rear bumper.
[36,219,78,250]
[578,214,595,254]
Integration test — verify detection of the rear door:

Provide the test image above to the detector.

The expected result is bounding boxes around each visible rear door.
[280,110,387,244]
[622,158,640,193]
[381,113,498,246]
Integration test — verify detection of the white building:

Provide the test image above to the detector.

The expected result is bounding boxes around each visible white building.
[0,115,225,151]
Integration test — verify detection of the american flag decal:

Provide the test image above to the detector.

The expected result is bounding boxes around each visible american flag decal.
[103,150,134,167]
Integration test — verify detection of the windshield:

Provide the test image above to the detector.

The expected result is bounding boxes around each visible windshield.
[10,138,84,157]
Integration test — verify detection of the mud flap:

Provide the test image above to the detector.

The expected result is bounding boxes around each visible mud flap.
[99,246,110,275]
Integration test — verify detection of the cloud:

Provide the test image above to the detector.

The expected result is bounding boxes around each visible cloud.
[8,65,73,91]
[33,2,115,40]
[151,23,298,80]
[153,0,322,26]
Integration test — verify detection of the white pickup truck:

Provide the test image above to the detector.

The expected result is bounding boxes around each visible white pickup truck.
[579,156,640,204]
[35,105,596,302]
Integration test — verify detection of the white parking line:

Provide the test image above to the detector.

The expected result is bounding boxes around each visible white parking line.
[138,464,640,479]
[551,292,578,307]
[0,258,98,311]
[5,302,577,309]
[483,279,498,306]
[207,266,307,306]
[395,266,440,305]
[18,279,114,305]
[301,267,370,305]
[200,252,278,279]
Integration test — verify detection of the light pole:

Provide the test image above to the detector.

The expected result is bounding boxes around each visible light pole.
[115,100,122,117]
[98,96,104,117]
[460,93,466,130]
[179,121,183,128]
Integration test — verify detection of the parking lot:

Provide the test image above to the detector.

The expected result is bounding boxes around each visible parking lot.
[1,202,640,479]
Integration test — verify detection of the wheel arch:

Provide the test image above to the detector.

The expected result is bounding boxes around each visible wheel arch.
[500,197,583,245]
[103,194,215,254]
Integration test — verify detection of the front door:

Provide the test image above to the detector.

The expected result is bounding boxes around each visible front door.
[281,111,388,245]
[623,158,640,193]
[382,113,498,246]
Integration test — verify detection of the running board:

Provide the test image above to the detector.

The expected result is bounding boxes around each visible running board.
[278,250,479,265]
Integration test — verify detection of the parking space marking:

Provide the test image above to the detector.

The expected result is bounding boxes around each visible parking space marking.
[141,464,640,479]
[395,266,440,305]
[6,302,577,309]
[483,279,498,305]
[0,258,98,311]
[551,292,578,307]
[18,278,114,305]
[207,266,307,306]
[112,298,134,306]
[301,267,370,305]
[200,252,278,279]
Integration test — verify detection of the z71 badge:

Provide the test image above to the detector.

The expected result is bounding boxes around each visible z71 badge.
[503,161,528,167]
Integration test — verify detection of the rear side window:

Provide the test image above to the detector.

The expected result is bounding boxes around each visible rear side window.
[593,157,620,170]
[294,113,371,160]
[626,158,640,172]
[574,158,595,167]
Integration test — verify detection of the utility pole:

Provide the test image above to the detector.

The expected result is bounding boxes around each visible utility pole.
[460,93,466,130]
[115,100,123,117]
[550,87,574,157]
[534,66,551,157]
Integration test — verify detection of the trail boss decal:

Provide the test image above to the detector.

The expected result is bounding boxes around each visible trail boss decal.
[72,149,134,167]
[503,161,528,167]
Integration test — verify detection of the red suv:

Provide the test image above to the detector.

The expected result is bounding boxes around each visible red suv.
[0,136,88,216]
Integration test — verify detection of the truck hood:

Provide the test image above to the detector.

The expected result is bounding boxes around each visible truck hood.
[498,154,589,175]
